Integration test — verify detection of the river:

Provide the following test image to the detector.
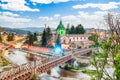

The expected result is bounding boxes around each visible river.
[38,66,90,80]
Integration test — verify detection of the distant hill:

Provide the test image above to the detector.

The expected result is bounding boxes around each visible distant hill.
[20,27,56,33]
[0,27,28,34]
[0,26,109,35]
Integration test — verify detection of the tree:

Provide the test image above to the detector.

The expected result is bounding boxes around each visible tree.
[88,34,99,44]
[75,24,85,34]
[33,32,37,41]
[46,26,52,47]
[66,24,70,34]
[26,32,34,45]
[69,25,75,34]
[68,24,85,34]
[7,33,14,41]
[90,13,120,80]
[105,13,120,44]
[0,34,2,43]
[41,29,47,47]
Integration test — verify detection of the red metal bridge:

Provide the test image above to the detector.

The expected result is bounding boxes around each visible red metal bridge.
[0,47,91,80]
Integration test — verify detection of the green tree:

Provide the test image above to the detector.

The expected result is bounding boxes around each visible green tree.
[115,54,120,80]
[41,29,47,47]
[90,13,120,80]
[26,32,34,45]
[7,33,14,41]
[88,34,99,44]
[0,34,2,43]
[66,24,70,34]
[75,24,85,34]
[33,32,37,41]
[46,26,52,47]
[69,25,75,34]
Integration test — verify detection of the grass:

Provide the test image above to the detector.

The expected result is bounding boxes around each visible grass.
[0,51,11,67]
[82,69,96,76]
[31,74,37,80]
[42,53,52,56]
[3,66,12,71]
[64,65,96,76]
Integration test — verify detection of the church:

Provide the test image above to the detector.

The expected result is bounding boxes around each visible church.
[52,20,94,49]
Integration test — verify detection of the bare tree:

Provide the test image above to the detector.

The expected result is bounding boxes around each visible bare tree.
[105,12,120,44]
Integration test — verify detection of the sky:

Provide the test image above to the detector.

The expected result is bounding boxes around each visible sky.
[0,0,120,29]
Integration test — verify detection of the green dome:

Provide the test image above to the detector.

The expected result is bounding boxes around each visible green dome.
[57,20,65,30]
[56,20,66,36]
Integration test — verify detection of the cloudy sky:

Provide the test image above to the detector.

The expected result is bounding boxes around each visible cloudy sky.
[0,0,120,29]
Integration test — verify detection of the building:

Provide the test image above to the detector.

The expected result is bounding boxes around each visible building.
[60,34,94,49]
[55,20,94,49]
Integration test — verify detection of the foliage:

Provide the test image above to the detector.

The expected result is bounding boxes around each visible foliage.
[75,24,85,34]
[64,65,96,77]
[0,34,2,43]
[90,36,120,80]
[88,34,99,44]
[66,24,85,34]
[69,25,75,34]
[31,74,36,80]
[64,65,73,70]
[66,24,70,34]
[0,54,11,67]
[7,33,14,41]
[25,32,34,45]
[115,53,120,80]
[82,69,97,76]
[25,32,38,45]
[33,32,37,41]
[41,27,52,47]
[3,66,12,71]
[46,27,52,46]
[78,46,81,49]
[41,29,47,47]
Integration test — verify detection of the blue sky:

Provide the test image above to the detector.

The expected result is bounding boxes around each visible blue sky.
[0,0,120,29]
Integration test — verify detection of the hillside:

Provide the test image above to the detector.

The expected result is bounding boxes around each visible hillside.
[0,27,28,34]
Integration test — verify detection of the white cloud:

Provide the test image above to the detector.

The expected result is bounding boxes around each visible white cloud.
[60,11,108,29]
[0,12,19,17]
[0,16,32,23]
[30,0,69,4]
[0,11,109,29]
[39,16,53,21]
[78,11,103,20]
[62,15,78,21]
[0,0,39,11]
[0,12,32,23]
[54,14,60,18]
[73,2,120,10]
